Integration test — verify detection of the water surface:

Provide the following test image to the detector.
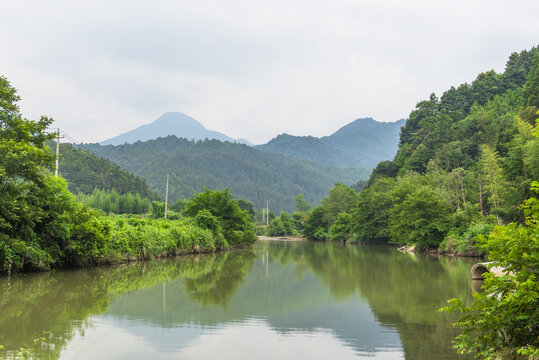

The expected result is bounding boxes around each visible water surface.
[0,241,476,359]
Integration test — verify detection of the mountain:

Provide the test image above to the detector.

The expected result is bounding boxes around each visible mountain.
[256,134,360,167]
[256,118,404,168]
[85,137,370,213]
[56,143,153,196]
[101,112,252,146]
[338,46,539,249]
[321,118,405,168]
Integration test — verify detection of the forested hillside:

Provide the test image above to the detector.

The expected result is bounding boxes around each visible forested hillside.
[257,118,404,168]
[56,143,153,197]
[257,134,358,167]
[85,137,370,213]
[303,47,539,253]
[321,118,405,168]
[1,74,257,274]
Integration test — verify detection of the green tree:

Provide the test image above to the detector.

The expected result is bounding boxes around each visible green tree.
[328,213,352,242]
[320,183,358,225]
[522,53,539,108]
[237,199,255,217]
[302,206,328,240]
[290,211,308,232]
[266,212,296,236]
[294,194,311,212]
[523,118,539,179]
[171,199,187,212]
[194,209,219,232]
[366,160,399,187]
[442,182,539,359]
[279,211,293,235]
[150,201,165,219]
[351,177,395,242]
[0,77,55,183]
[480,144,504,224]
[350,179,367,192]
[266,218,286,236]
[184,188,256,245]
[0,76,107,272]
[389,186,452,249]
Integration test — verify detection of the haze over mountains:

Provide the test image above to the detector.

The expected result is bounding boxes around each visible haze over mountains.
[257,118,405,168]
[101,112,403,169]
[101,112,252,146]
[86,137,370,213]
[76,111,405,212]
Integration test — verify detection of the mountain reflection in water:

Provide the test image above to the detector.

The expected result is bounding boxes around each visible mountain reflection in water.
[0,241,475,360]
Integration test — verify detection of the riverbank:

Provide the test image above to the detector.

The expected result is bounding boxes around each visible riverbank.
[0,241,476,360]
[257,235,305,241]
[2,215,255,274]
[397,244,485,258]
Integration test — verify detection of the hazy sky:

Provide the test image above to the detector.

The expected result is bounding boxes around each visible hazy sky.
[1,0,537,144]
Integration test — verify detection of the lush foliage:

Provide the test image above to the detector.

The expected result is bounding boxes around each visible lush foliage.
[103,216,228,258]
[0,77,254,273]
[265,211,302,236]
[183,188,256,246]
[57,143,153,197]
[302,183,358,242]
[257,133,359,167]
[296,47,539,359]
[351,177,394,242]
[307,47,539,253]
[442,182,539,359]
[389,176,452,248]
[295,193,312,212]
[84,136,370,213]
[0,76,107,272]
[77,188,149,214]
[303,205,330,240]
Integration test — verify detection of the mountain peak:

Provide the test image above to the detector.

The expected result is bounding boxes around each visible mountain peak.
[328,117,403,137]
[152,112,204,126]
[257,117,404,168]
[101,112,252,146]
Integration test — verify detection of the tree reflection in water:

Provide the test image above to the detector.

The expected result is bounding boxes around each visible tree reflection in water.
[1,241,475,360]
[0,250,256,359]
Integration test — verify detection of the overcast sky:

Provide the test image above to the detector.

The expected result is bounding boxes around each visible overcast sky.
[1,0,538,144]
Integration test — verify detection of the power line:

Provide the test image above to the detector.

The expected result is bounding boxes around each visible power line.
[57,129,91,150]
[51,127,95,175]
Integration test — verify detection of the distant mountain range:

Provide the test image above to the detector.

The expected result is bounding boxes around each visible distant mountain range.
[101,112,252,146]
[85,137,370,213]
[256,118,405,168]
[69,112,405,211]
[102,112,403,169]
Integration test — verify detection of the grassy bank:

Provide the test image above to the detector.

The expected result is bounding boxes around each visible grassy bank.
[94,216,232,265]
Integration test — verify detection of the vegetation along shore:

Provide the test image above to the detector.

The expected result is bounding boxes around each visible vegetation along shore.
[1,46,538,359]
[0,76,256,273]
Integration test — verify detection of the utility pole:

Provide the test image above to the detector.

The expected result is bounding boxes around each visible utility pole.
[266,200,269,226]
[164,173,169,219]
[55,128,61,177]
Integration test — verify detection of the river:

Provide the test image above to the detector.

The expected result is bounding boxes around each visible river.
[0,240,476,359]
